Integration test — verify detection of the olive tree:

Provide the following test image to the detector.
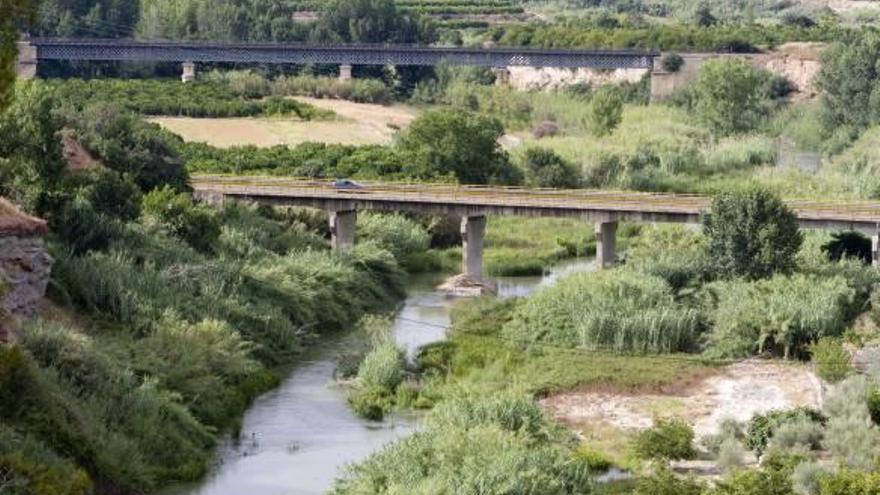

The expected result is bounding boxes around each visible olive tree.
[703,187,803,279]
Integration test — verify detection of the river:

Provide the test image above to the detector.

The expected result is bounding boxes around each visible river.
[168,258,596,495]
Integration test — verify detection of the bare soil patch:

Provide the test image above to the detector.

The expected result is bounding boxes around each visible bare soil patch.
[541,359,823,439]
[150,98,419,148]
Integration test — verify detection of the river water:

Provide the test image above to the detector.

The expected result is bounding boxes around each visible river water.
[169,258,596,495]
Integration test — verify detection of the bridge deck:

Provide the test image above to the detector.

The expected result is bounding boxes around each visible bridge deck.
[192,176,880,233]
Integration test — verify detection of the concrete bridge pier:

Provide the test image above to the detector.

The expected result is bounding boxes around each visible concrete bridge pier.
[595,221,618,269]
[339,64,353,81]
[181,62,197,83]
[492,67,510,86]
[461,215,486,279]
[16,42,38,80]
[329,209,357,251]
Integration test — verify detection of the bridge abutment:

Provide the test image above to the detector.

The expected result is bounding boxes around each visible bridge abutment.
[339,64,353,81]
[16,42,38,80]
[595,221,617,269]
[461,215,486,279]
[329,210,357,251]
[181,62,197,83]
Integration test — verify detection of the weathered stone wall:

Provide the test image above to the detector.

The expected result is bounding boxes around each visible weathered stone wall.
[508,66,647,91]
[0,235,53,320]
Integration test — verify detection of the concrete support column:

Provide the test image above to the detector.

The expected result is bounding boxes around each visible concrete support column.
[461,215,486,279]
[181,62,196,83]
[16,42,38,80]
[329,210,357,251]
[492,67,510,86]
[339,64,353,81]
[595,221,618,269]
[872,231,879,268]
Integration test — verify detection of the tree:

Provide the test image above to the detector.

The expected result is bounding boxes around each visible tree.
[588,86,623,137]
[313,0,434,44]
[396,108,520,184]
[692,58,765,136]
[703,187,803,280]
[817,32,880,135]
[521,148,580,188]
[0,0,36,111]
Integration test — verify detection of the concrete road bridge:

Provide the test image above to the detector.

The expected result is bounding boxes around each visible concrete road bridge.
[191,176,880,277]
[16,38,658,82]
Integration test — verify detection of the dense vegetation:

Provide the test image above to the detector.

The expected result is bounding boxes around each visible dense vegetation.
[0,81,407,492]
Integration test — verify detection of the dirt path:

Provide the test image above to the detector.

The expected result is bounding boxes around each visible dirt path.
[150,98,419,148]
[541,359,823,439]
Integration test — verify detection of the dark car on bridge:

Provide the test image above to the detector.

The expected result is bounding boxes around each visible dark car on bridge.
[332,179,364,189]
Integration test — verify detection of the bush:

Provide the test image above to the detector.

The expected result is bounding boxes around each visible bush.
[662,53,685,73]
[334,392,592,494]
[588,86,623,137]
[708,274,854,359]
[716,437,747,472]
[703,187,803,280]
[632,418,696,460]
[349,386,395,421]
[869,388,880,426]
[811,338,852,383]
[358,213,429,261]
[636,464,704,495]
[691,58,767,136]
[356,343,405,391]
[745,408,825,458]
[818,469,880,495]
[521,147,581,189]
[142,186,221,253]
[504,270,700,353]
[626,225,712,291]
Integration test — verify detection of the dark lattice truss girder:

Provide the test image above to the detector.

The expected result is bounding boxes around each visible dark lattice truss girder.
[31,39,657,69]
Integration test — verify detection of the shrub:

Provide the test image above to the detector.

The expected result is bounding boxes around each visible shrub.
[703,187,803,280]
[626,225,712,291]
[142,186,221,253]
[810,338,852,383]
[575,447,612,472]
[768,415,824,454]
[818,469,880,495]
[356,343,405,391]
[588,86,623,137]
[716,437,747,472]
[349,386,395,421]
[822,376,880,470]
[357,213,429,260]
[635,463,704,495]
[792,461,827,495]
[745,408,826,458]
[632,418,696,460]
[662,53,685,73]
[692,58,766,136]
[521,147,581,189]
[334,392,592,494]
[504,270,700,353]
[868,388,880,426]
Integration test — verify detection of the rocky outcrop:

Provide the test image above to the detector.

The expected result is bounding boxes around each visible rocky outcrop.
[508,66,647,92]
[0,199,53,341]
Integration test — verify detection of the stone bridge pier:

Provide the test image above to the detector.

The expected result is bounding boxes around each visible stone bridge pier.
[16,42,38,80]
[181,62,197,83]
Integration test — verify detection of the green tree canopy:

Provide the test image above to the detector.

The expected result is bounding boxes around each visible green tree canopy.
[396,107,520,184]
[818,32,880,137]
[313,0,434,44]
[703,186,803,279]
[692,58,765,136]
